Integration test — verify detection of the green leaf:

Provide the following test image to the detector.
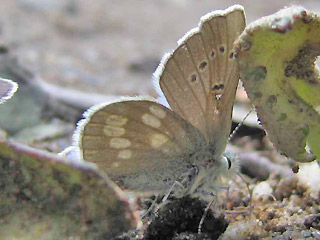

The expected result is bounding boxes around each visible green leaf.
[235,6,320,163]
[0,137,139,239]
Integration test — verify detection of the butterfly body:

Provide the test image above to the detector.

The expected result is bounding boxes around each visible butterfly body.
[74,5,245,198]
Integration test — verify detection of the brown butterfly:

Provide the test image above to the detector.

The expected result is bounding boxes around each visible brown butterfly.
[74,5,246,197]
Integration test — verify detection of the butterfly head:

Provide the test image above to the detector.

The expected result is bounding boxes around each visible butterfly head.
[186,152,237,195]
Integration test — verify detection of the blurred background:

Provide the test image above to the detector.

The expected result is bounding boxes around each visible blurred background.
[0,0,319,151]
[0,0,318,95]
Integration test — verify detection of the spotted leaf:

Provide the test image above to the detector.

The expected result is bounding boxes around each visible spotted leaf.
[235,6,320,163]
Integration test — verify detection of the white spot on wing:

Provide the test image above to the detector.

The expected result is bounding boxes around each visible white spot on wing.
[142,113,161,128]
[111,162,120,168]
[118,149,132,159]
[150,133,169,148]
[104,125,125,137]
[105,115,128,126]
[149,105,166,119]
[215,94,223,100]
[110,138,131,149]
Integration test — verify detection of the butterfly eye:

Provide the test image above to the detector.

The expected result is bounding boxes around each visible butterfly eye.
[226,157,232,169]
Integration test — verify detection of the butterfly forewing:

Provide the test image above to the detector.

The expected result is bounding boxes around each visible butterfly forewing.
[201,6,246,149]
[155,5,245,155]
[0,78,18,104]
[77,98,207,192]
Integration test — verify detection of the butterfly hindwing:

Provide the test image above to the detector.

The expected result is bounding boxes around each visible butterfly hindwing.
[154,5,245,155]
[76,97,207,192]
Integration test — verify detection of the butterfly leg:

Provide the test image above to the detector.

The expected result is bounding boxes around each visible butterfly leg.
[150,166,198,218]
[198,197,216,234]
[141,194,159,220]
[191,188,218,234]
[162,180,185,202]
[152,180,186,216]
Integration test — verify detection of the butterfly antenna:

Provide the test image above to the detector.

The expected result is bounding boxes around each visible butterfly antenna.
[228,107,254,142]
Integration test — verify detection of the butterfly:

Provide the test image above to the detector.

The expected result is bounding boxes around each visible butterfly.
[74,5,246,197]
[0,78,18,104]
